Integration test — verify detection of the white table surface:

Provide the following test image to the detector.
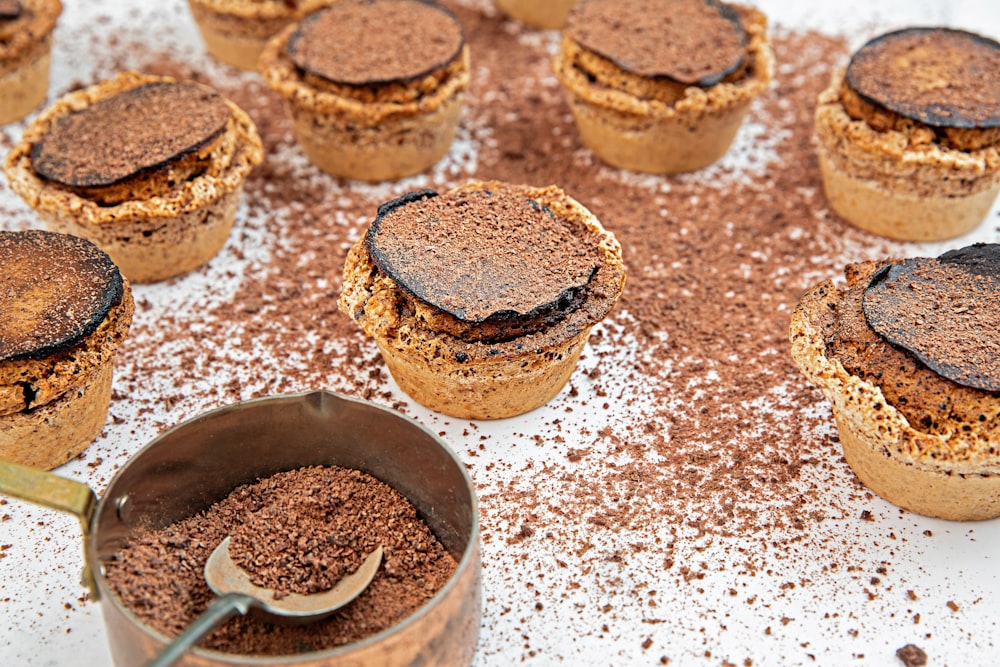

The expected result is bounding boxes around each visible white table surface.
[2,1,999,665]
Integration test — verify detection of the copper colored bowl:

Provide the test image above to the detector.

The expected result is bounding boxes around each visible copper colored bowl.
[1,391,481,667]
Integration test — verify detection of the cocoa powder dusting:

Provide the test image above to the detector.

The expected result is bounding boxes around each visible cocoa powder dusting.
[2,1,998,664]
[105,466,456,655]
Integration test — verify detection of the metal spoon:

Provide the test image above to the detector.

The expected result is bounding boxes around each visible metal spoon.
[147,538,383,667]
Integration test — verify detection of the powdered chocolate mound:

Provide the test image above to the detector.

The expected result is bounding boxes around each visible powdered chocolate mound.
[565,0,746,86]
[846,28,1000,129]
[287,0,464,86]
[862,243,1000,392]
[31,81,230,188]
[0,230,123,361]
[366,189,602,325]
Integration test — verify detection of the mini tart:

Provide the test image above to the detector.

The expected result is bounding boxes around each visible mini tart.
[0,230,133,470]
[187,0,334,70]
[339,180,626,419]
[0,0,61,125]
[789,248,1000,521]
[494,0,576,29]
[3,71,264,283]
[815,28,1000,242]
[260,0,470,182]
[552,0,774,174]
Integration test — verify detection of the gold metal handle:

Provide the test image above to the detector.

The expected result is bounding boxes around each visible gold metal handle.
[0,460,99,598]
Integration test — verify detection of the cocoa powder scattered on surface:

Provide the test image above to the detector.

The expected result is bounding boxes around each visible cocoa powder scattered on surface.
[105,466,456,655]
[3,1,999,664]
[288,0,465,85]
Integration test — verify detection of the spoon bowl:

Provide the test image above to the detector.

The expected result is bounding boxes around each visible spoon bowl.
[146,540,383,667]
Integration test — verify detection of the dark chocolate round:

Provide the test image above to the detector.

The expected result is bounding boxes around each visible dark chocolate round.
[31,81,231,188]
[0,230,124,362]
[846,28,1000,129]
[862,244,1000,392]
[0,0,21,20]
[565,0,746,86]
[287,0,464,86]
[366,189,602,325]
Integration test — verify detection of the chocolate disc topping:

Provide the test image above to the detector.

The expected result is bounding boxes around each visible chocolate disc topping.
[846,28,1000,129]
[0,0,21,20]
[366,189,602,324]
[31,82,231,188]
[0,230,124,362]
[287,0,464,86]
[565,0,746,86]
[862,244,1000,392]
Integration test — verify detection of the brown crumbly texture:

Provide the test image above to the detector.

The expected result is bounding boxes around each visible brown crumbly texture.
[0,0,20,18]
[0,0,59,75]
[72,24,995,659]
[105,465,458,656]
[288,0,464,86]
[0,0,60,124]
[552,4,773,173]
[339,181,625,419]
[896,644,928,667]
[840,28,1000,152]
[862,252,1000,392]
[187,0,335,69]
[0,230,123,363]
[260,14,469,180]
[815,68,1000,241]
[565,0,746,86]
[846,28,1000,131]
[819,259,1000,443]
[0,232,133,468]
[494,0,575,29]
[31,82,231,189]
[367,189,603,334]
[840,82,1000,152]
[3,71,263,282]
[790,260,1000,520]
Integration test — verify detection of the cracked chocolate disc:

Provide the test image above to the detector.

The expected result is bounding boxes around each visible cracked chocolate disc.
[0,230,124,362]
[0,0,21,19]
[846,28,1000,129]
[31,81,230,188]
[366,189,602,325]
[287,0,464,86]
[565,0,746,86]
[862,244,1000,392]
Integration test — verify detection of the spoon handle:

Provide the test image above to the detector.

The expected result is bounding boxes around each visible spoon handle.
[145,593,256,667]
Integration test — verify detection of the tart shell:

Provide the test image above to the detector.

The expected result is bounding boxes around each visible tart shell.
[790,278,1000,521]
[260,23,469,182]
[814,69,1000,242]
[0,0,61,124]
[187,0,333,70]
[339,182,626,420]
[494,0,576,29]
[3,71,263,283]
[552,5,773,174]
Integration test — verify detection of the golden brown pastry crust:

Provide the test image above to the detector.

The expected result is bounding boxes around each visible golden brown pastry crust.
[0,0,60,124]
[259,4,469,181]
[339,181,626,419]
[0,256,132,471]
[3,71,263,282]
[187,0,334,69]
[0,0,60,75]
[494,0,576,29]
[815,69,1000,241]
[790,262,1000,520]
[551,4,773,173]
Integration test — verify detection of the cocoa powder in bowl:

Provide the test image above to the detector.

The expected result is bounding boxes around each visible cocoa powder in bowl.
[105,465,457,656]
